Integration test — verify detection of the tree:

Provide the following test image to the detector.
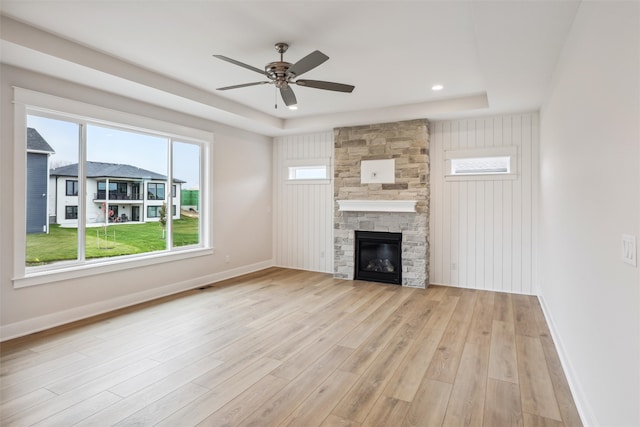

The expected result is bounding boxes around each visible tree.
[159,202,167,239]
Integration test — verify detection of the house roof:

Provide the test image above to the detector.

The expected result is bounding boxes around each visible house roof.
[27,127,55,154]
[50,161,185,183]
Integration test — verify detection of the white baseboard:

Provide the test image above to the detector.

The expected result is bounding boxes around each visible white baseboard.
[0,259,274,342]
[537,295,597,427]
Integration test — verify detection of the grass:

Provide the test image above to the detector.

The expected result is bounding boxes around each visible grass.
[26,216,199,265]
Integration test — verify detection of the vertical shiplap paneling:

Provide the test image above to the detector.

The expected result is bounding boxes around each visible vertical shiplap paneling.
[273,131,334,273]
[429,113,538,295]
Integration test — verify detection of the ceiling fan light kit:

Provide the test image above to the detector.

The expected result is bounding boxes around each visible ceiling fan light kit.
[214,42,355,109]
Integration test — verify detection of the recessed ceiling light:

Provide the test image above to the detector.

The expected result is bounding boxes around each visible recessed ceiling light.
[431,84,444,91]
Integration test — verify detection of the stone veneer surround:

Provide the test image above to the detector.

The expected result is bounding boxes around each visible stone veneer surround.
[334,119,429,288]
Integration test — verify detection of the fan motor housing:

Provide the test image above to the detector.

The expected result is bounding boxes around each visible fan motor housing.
[265,61,292,87]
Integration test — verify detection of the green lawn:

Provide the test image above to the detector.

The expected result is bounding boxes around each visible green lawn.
[26,217,199,265]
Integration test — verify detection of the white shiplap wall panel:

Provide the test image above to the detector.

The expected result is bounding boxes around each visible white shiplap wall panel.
[273,131,333,273]
[429,114,538,295]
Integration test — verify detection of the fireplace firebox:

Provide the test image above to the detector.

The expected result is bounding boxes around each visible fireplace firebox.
[354,231,402,285]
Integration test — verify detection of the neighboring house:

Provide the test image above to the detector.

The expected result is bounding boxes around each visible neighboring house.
[26,127,55,234]
[49,161,183,226]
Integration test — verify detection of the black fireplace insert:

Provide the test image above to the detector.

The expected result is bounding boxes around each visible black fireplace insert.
[354,230,402,285]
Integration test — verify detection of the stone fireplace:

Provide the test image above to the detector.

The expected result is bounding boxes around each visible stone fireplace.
[333,119,429,288]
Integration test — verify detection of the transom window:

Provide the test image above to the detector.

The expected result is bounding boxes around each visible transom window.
[445,146,518,181]
[285,159,331,184]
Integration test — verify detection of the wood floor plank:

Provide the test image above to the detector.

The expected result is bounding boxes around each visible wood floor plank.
[280,369,359,427]
[483,378,524,427]
[3,358,158,426]
[31,391,122,427]
[516,334,563,422]
[113,382,209,426]
[0,388,57,422]
[441,341,489,427]
[320,414,362,427]
[75,353,233,426]
[155,357,282,426]
[467,290,495,344]
[402,379,452,427]
[361,396,410,427]
[0,268,581,427]
[193,374,289,427]
[425,289,478,384]
[523,412,566,427]
[332,323,416,423]
[237,345,354,426]
[488,319,519,384]
[529,298,583,427]
[513,294,539,338]
[493,291,514,322]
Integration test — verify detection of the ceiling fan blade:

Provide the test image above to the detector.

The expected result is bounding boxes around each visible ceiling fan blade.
[217,81,269,90]
[295,79,355,93]
[280,85,297,107]
[287,50,329,77]
[213,55,266,76]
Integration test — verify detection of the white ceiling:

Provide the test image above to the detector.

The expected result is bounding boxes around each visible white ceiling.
[0,1,580,136]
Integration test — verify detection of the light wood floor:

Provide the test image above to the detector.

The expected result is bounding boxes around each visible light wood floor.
[0,268,582,426]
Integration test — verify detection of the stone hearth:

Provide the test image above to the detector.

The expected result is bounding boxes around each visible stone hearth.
[333,119,429,288]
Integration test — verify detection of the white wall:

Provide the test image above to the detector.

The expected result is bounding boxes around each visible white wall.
[0,64,274,340]
[539,2,639,426]
[429,114,538,294]
[273,131,334,273]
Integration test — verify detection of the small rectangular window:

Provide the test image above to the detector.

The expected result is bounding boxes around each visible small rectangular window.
[288,165,328,180]
[450,156,510,175]
[445,146,517,181]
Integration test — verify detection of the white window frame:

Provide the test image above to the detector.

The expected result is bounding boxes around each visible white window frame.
[285,158,331,184]
[13,87,214,288]
[445,146,518,181]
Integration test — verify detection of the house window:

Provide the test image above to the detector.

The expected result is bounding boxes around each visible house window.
[66,180,78,196]
[451,156,511,175]
[445,146,518,181]
[15,88,211,288]
[172,185,177,198]
[147,206,161,218]
[148,183,165,200]
[285,159,331,184]
[65,206,78,219]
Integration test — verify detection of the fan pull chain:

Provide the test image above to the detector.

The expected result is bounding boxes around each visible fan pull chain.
[274,86,278,109]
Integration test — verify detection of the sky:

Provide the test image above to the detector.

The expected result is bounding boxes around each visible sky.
[28,115,200,189]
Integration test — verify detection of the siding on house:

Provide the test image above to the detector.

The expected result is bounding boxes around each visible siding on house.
[26,127,55,234]
[26,152,49,233]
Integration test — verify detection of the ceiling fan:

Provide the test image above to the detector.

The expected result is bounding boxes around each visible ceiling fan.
[213,42,355,108]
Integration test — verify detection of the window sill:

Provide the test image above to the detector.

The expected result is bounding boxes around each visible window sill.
[13,247,213,289]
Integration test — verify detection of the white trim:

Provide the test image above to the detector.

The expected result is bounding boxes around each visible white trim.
[337,199,417,212]
[2,259,274,342]
[14,247,214,288]
[538,295,593,427]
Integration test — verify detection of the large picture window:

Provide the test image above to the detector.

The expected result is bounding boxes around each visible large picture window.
[15,88,211,287]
